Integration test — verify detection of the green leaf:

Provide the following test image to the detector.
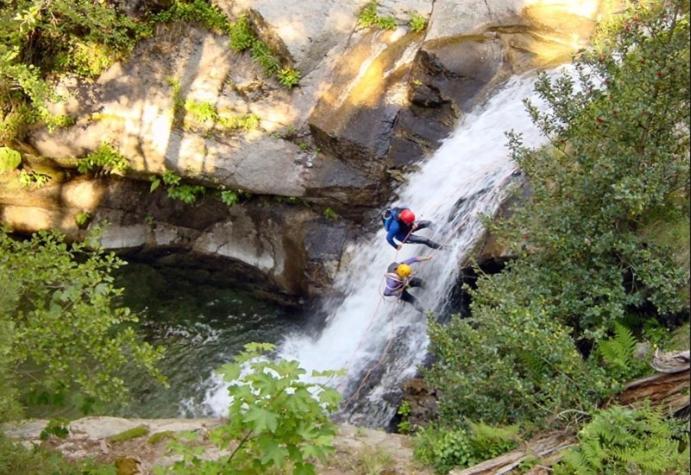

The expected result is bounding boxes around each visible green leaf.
[243,407,278,434]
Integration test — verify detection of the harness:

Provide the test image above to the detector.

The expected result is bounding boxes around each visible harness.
[384,272,410,295]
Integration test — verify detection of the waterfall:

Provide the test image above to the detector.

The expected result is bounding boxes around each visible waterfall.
[201,68,564,426]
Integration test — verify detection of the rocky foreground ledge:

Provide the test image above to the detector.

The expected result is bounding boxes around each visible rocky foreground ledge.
[2,417,430,474]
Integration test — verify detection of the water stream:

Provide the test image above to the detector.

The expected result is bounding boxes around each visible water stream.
[200,69,563,426]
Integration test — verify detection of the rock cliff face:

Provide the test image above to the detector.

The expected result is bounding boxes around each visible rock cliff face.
[0,0,603,298]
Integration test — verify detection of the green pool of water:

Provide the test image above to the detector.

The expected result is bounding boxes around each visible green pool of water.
[109,262,305,418]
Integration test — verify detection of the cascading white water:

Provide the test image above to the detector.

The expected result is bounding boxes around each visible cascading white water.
[201,69,565,426]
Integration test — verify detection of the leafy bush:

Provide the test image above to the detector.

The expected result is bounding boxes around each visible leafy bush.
[408,12,428,33]
[0,146,21,173]
[0,228,165,420]
[426,308,609,426]
[74,211,92,229]
[414,422,519,474]
[555,404,689,475]
[77,143,129,175]
[165,343,340,475]
[358,2,397,30]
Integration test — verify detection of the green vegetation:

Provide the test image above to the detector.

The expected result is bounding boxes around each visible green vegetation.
[169,79,261,133]
[0,146,21,172]
[74,211,92,229]
[352,446,395,475]
[148,430,177,445]
[164,343,340,474]
[18,169,52,189]
[77,143,129,175]
[416,2,689,472]
[219,189,240,207]
[414,422,519,474]
[0,228,165,421]
[555,405,689,474]
[0,1,297,144]
[323,207,339,221]
[408,12,428,33]
[358,2,397,30]
[39,418,70,441]
[277,67,302,88]
[0,433,116,475]
[150,170,205,204]
[107,425,150,444]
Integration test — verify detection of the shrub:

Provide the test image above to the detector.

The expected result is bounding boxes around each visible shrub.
[426,306,610,426]
[219,189,240,207]
[165,343,340,474]
[0,228,165,419]
[555,404,689,475]
[414,422,519,474]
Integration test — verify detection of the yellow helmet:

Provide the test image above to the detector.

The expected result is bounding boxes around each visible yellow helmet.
[396,263,413,278]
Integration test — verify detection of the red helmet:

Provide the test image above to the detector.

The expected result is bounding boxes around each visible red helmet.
[399,209,415,225]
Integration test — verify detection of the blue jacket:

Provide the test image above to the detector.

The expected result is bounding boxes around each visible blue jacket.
[384,210,412,249]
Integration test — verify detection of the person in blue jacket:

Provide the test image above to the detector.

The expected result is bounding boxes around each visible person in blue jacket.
[382,207,442,250]
[383,255,432,312]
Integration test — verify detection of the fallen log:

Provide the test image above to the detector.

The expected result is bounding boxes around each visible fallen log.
[450,350,690,475]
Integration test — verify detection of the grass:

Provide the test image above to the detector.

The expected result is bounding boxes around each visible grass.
[353,446,396,475]
[107,425,150,444]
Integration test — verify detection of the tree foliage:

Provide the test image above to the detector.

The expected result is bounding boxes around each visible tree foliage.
[164,343,340,475]
[426,0,689,432]
[0,229,165,420]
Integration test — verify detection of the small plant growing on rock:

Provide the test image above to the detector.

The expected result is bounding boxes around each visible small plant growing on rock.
[39,418,70,441]
[18,170,52,189]
[150,170,205,205]
[278,67,301,88]
[77,143,129,175]
[0,147,21,173]
[323,207,339,221]
[74,211,92,229]
[219,189,240,207]
[358,2,397,30]
[408,12,428,33]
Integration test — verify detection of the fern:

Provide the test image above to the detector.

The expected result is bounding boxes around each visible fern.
[596,322,648,382]
[554,404,688,475]
[598,322,636,368]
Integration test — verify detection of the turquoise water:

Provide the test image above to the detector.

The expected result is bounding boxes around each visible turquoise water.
[111,262,305,418]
